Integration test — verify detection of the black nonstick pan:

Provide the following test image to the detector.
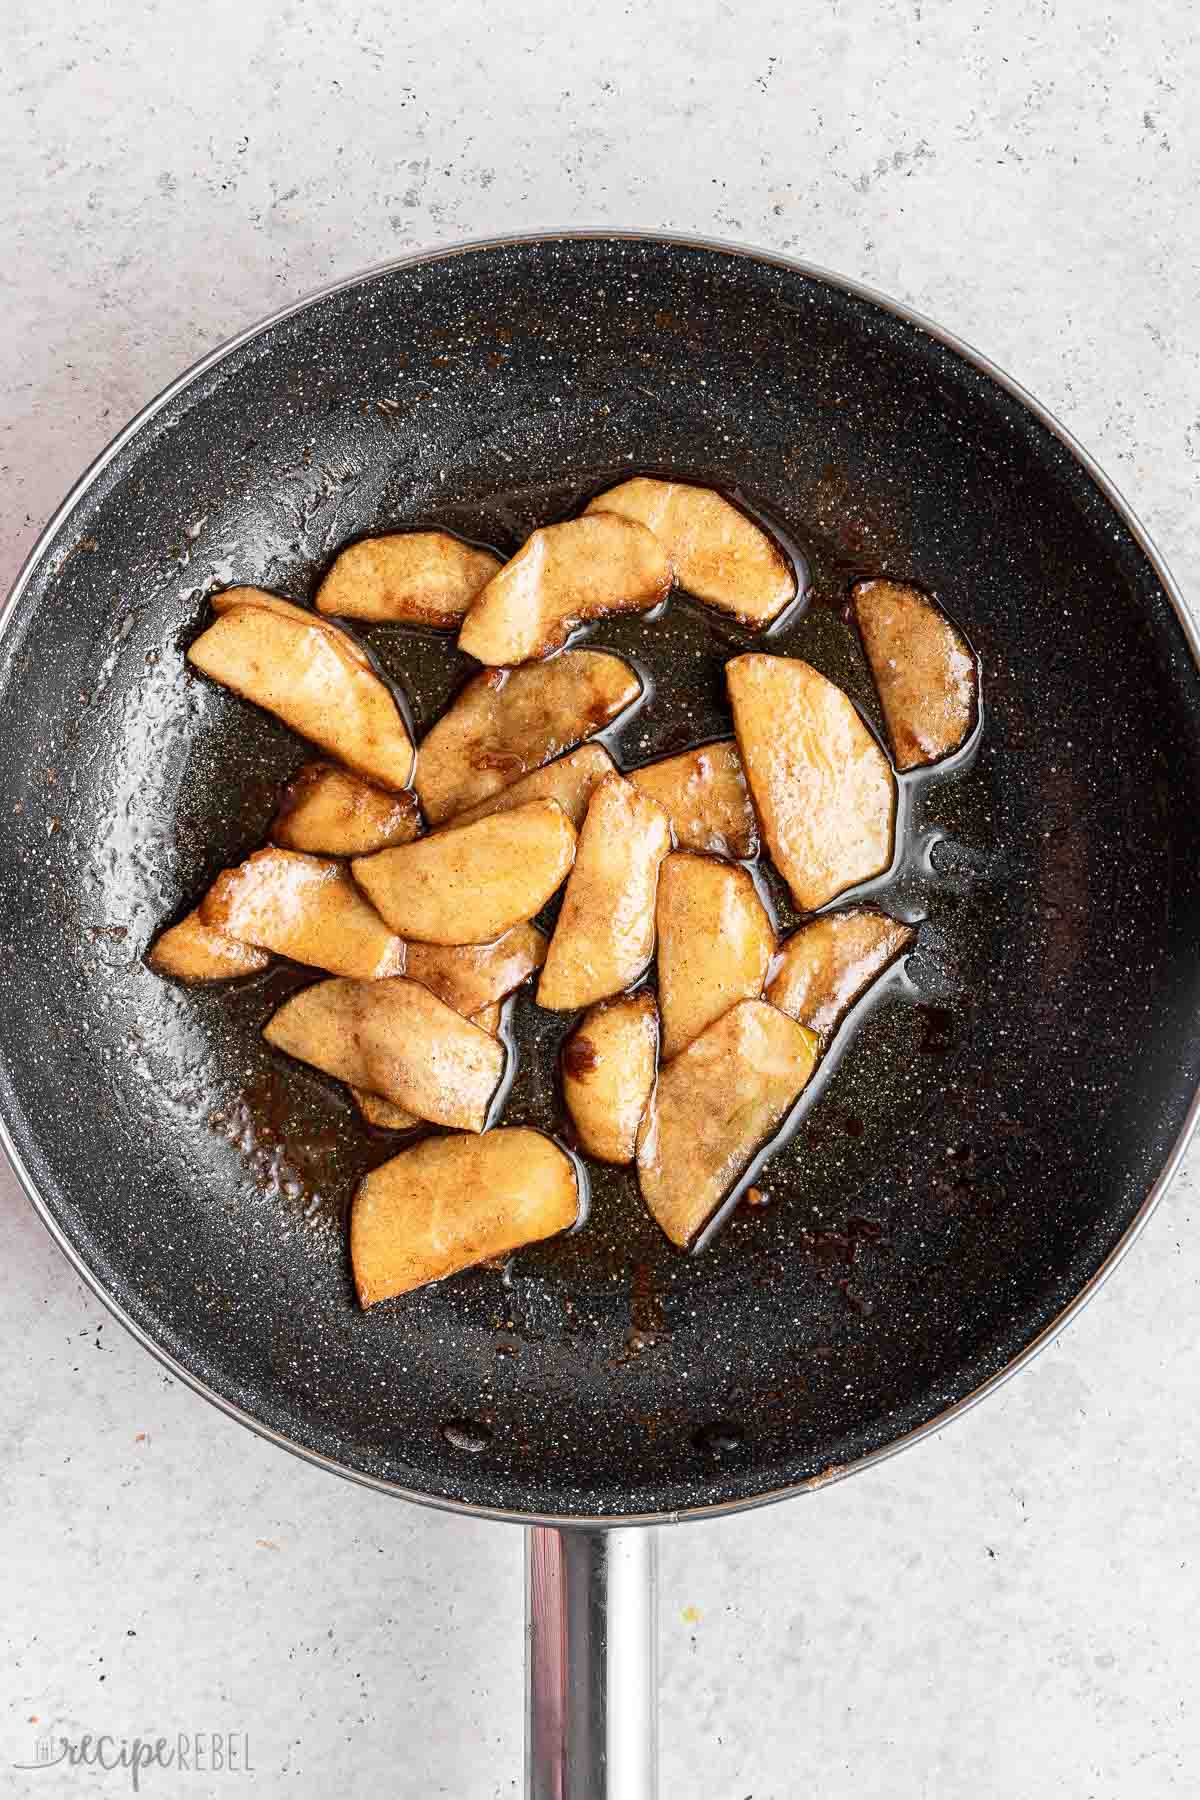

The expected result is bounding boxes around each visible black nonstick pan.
[3,233,1199,1798]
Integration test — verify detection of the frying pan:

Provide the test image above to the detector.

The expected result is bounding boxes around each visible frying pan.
[3,233,1199,1799]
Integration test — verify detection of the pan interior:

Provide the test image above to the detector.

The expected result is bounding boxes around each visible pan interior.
[2,237,1198,1519]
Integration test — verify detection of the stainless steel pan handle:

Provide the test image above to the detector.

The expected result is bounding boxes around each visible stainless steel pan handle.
[525,1526,658,1799]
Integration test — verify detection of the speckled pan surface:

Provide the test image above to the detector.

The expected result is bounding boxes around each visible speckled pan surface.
[2,234,1199,1522]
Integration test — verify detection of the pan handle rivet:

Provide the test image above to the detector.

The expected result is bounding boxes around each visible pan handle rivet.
[440,1419,492,1454]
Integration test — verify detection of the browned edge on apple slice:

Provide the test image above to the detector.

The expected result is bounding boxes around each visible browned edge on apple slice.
[188,588,414,788]
[353,799,576,945]
[315,531,503,628]
[350,1002,503,1132]
[271,762,423,857]
[561,990,659,1165]
[351,1089,421,1132]
[443,743,617,832]
[727,653,896,911]
[209,587,373,662]
[146,908,271,983]
[851,579,979,771]
[767,908,916,1040]
[636,999,819,1247]
[656,853,775,1059]
[350,1128,580,1304]
[627,739,759,859]
[458,513,673,664]
[415,652,640,826]
[404,924,546,1016]
[200,847,405,979]
[537,774,671,1010]
[586,477,796,625]
[265,976,505,1132]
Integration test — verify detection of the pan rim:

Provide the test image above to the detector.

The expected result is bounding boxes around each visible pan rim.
[3,227,1198,1528]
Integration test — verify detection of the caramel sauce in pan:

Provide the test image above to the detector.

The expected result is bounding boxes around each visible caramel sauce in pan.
[200,471,987,1297]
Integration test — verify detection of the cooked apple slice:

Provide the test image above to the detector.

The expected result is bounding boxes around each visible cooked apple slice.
[351,1001,502,1131]
[350,1128,579,1304]
[586,478,795,624]
[656,854,774,1059]
[636,999,818,1247]
[208,587,371,662]
[444,744,616,832]
[315,531,502,627]
[353,799,576,945]
[188,589,414,788]
[457,514,672,664]
[405,924,546,1016]
[562,991,658,1164]
[628,740,758,859]
[415,652,640,826]
[265,976,505,1132]
[727,654,896,911]
[852,579,979,770]
[199,847,404,979]
[537,775,671,1010]
[352,1088,420,1132]
[767,907,915,1039]
[271,761,422,856]
[146,907,270,982]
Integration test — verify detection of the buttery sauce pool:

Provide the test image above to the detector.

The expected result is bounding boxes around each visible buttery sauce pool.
[211,470,989,1310]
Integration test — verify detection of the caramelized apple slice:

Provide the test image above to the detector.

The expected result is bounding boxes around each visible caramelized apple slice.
[146,908,270,982]
[353,799,576,945]
[315,531,502,627]
[350,1128,579,1304]
[271,762,422,856]
[444,744,616,832]
[458,514,672,664]
[208,587,370,663]
[415,652,640,826]
[352,1089,420,1132]
[562,991,659,1165]
[405,924,546,1016]
[727,654,895,911]
[350,1003,502,1132]
[628,740,758,859]
[766,907,915,1039]
[586,478,795,624]
[200,847,405,979]
[188,589,414,788]
[852,579,979,770]
[636,1000,818,1247]
[656,854,774,1059]
[537,775,671,1010]
[265,976,504,1132]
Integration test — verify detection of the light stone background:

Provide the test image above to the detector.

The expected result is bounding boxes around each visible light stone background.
[2,2,1199,1796]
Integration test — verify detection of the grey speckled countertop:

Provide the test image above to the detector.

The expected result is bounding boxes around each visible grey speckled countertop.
[3,3,1199,1796]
